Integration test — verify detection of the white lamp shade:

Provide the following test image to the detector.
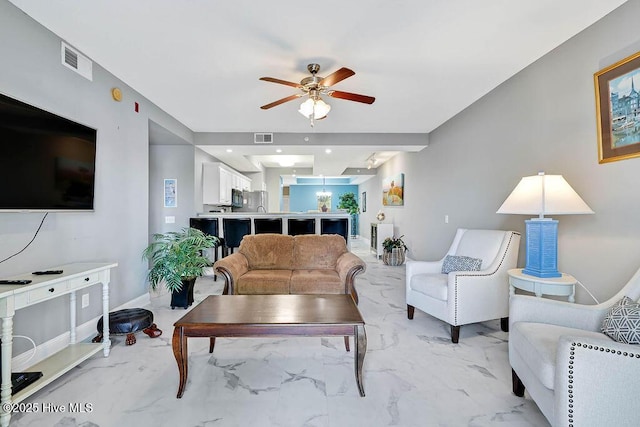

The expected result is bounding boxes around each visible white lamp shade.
[298,99,314,118]
[313,99,330,119]
[497,173,594,217]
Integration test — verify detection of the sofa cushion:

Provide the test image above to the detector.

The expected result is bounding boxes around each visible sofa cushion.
[455,229,504,269]
[292,234,347,270]
[236,269,292,294]
[601,296,640,344]
[290,269,342,294]
[239,234,294,270]
[441,255,482,274]
[511,322,611,390]
[409,273,448,301]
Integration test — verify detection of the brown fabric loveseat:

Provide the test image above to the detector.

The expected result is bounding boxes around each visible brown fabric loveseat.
[213,233,366,302]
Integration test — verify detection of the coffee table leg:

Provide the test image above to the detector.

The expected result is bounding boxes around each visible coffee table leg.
[343,336,350,352]
[209,337,216,353]
[172,327,188,398]
[355,325,366,397]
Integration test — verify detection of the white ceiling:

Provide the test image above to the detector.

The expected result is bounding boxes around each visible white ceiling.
[9,0,627,175]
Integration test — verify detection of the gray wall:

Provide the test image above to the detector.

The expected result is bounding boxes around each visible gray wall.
[373,1,640,303]
[149,144,196,234]
[0,1,192,352]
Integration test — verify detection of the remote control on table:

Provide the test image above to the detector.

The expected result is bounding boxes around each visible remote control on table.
[32,270,63,275]
[0,280,32,285]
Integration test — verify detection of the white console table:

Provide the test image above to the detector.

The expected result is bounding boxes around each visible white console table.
[0,262,117,427]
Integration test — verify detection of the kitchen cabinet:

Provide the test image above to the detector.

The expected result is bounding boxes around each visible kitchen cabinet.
[202,163,251,205]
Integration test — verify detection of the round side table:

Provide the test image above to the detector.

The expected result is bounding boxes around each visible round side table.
[507,268,577,302]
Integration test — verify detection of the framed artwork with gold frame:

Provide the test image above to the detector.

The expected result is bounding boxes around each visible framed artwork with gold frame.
[594,51,640,163]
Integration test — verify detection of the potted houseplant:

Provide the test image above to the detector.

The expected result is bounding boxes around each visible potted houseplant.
[142,227,218,309]
[337,192,360,237]
[382,235,408,266]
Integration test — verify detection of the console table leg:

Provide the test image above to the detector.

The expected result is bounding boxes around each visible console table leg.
[69,291,77,344]
[355,325,366,397]
[1,316,14,427]
[173,327,188,398]
[102,281,111,357]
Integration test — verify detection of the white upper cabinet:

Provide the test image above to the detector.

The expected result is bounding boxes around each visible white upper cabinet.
[202,162,251,205]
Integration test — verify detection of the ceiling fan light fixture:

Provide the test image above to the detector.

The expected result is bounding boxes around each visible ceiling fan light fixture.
[313,99,331,119]
[298,97,331,120]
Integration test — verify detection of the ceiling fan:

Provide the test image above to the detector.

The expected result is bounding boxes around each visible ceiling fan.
[259,63,375,126]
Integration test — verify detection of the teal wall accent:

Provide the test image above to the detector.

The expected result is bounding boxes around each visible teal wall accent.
[289,185,358,212]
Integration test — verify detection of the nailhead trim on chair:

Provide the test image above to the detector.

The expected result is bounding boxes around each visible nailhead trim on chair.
[566,342,640,427]
[452,231,520,325]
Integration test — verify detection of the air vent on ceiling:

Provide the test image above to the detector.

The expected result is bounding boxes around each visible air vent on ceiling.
[254,133,273,144]
[61,42,93,81]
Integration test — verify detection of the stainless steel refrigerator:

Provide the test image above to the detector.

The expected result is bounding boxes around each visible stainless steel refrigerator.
[236,190,268,212]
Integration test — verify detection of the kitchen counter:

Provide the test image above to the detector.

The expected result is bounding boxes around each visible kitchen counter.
[193,212,352,246]
[198,212,351,218]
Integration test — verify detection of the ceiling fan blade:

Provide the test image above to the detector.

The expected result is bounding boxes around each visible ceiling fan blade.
[259,77,302,88]
[260,94,303,110]
[328,90,375,104]
[318,67,355,87]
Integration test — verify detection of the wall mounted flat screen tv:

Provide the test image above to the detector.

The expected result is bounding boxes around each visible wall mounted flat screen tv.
[0,93,97,212]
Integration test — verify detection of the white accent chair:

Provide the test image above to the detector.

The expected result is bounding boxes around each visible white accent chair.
[406,228,520,343]
[510,267,640,427]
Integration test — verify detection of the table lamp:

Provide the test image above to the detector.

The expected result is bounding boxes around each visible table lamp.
[497,172,593,278]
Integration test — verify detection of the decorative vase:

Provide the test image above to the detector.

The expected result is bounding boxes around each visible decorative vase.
[383,247,405,266]
[170,277,196,309]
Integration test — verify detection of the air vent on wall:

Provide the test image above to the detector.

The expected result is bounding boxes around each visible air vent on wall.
[254,133,273,144]
[61,42,93,81]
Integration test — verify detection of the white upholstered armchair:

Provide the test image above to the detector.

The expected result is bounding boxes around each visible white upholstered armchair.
[509,266,640,427]
[406,228,520,342]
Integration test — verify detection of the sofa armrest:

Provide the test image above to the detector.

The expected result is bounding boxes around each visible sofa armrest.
[554,335,640,427]
[509,294,609,332]
[213,253,249,295]
[336,252,366,303]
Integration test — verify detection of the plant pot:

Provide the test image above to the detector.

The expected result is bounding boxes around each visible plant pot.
[170,278,196,309]
[383,247,405,266]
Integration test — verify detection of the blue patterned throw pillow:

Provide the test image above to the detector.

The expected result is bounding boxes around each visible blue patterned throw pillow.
[601,296,640,345]
[441,255,483,274]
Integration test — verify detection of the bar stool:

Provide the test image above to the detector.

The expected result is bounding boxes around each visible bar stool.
[287,218,316,235]
[222,218,252,254]
[254,218,283,234]
[189,218,225,281]
[189,218,225,260]
[320,218,349,242]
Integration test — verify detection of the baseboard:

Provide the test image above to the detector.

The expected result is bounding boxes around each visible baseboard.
[12,292,151,371]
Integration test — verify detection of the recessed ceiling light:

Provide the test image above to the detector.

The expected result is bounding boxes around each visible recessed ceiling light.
[226,149,232,153]
[276,149,282,153]
[325,149,332,154]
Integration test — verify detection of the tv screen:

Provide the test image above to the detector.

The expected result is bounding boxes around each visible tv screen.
[0,93,97,211]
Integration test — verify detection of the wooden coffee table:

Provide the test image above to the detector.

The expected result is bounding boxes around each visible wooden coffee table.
[172,294,366,398]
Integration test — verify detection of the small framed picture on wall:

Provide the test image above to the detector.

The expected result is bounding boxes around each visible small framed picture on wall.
[362,191,367,212]
[164,178,177,207]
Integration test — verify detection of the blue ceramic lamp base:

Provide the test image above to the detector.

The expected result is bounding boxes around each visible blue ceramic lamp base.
[522,219,561,278]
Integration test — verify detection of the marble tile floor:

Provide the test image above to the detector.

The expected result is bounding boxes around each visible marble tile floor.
[11,239,549,427]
